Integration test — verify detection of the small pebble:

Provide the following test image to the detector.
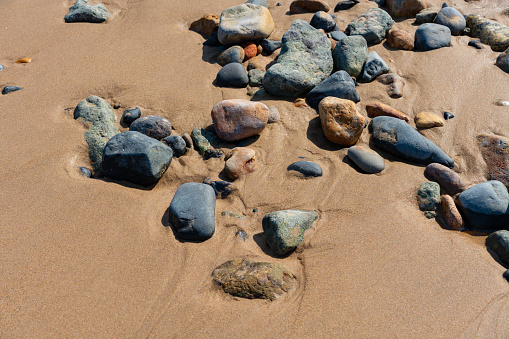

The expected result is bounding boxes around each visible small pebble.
[204,148,224,159]
[494,100,509,106]
[468,40,483,49]
[2,86,22,95]
[441,2,448,8]
[204,178,232,198]
[268,106,280,123]
[253,208,258,212]
[182,133,193,148]
[288,161,323,177]
[503,270,509,282]
[424,211,437,219]
[276,2,281,5]
[16,58,31,64]
[162,135,187,157]
[79,166,92,178]
[0,65,4,71]
[444,111,454,120]
[122,107,142,125]
[113,102,121,109]
[236,231,249,241]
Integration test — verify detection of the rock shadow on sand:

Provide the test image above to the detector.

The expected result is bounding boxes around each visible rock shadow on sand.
[253,232,294,259]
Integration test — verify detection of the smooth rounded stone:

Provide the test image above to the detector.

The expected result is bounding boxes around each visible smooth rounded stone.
[102,131,172,186]
[486,230,509,266]
[478,135,509,189]
[268,106,280,123]
[64,0,110,23]
[371,116,454,167]
[504,269,509,282]
[248,69,265,87]
[121,107,141,125]
[416,8,438,24]
[366,102,410,121]
[169,182,216,241]
[310,11,336,32]
[434,7,466,36]
[378,73,405,98]
[319,97,366,146]
[386,0,427,18]
[347,145,385,173]
[415,112,444,128]
[216,63,249,88]
[2,86,22,95]
[242,41,258,61]
[468,40,483,49]
[191,128,220,155]
[332,35,368,78]
[211,99,269,142]
[334,0,359,11]
[262,20,333,97]
[260,39,282,54]
[345,8,394,46]
[79,166,92,178]
[203,32,221,46]
[441,195,464,230]
[217,46,245,66]
[129,115,171,140]
[212,258,295,300]
[203,178,232,198]
[162,135,187,157]
[425,163,466,196]
[204,149,224,159]
[418,182,440,211]
[497,48,509,73]
[415,23,451,51]
[444,111,454,120]
[466,14,509,52]
[360,51,390,82]
[190,13,219,37]
[387,29,414,50]
[0,65,4,71]
[224,147,257,180]
[263,209,319,256]
[288,161,323,177]
[457,181,509,232]
[290,0,331,14]
[331,30,348,41]
[217,4,274,45]
[182,133,192,148]
[307,71,360,108]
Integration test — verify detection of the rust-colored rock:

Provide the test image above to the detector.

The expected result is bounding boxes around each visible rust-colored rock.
[387,0,427,18]
[319,97,366,146]
[289,0,330,14]
[189,13,219,37]
[365,102,410,122]
[441,195,464,230]
[415,112,444,128]
[242,41,258,61]
[477,134,509,189]
[387,29,414,50]
[424,163,466,196]
[16,57,32,64]
[224,147,257,180]
[378,73,405,98]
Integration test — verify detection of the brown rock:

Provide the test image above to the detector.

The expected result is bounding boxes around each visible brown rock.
[224,147,257,180]
[477,134,509,189]
[441,195,464,230]
[425,163,466,196]
[182,133,193,148]
[386,0,426,18]
[257,44,263,55]
[319,97,366,146]
[387,29,414,50]
[247,55,270,71]
[242,41,258,61]
[365,102,410,122]
[189,13,219,37]
[330,37,337,51]
[289,0,331,14]
[415,112,444,128]
[212,99,269,142]
[378,73,405,98]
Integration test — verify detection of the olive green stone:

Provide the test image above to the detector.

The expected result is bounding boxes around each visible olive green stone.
[191,128,220,155]
[417,182,440,211]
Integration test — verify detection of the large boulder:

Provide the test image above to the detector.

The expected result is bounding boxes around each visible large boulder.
[345,8,394,45]
[307,70,360,108]
[466,14,509,52]
[217,4,274,45]
[64,0,110,23]
[386,0,426,18]
[319,97,365,146]
[332,35,368,78]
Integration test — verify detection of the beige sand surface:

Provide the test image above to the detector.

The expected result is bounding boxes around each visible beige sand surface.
[1,0,509,337]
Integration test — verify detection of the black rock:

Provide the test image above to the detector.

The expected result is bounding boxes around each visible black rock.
[276,2,281,6]
[79,167,92,178]
[204,149,224,159]
[129,115,172,140]
[113,102,121,109]
[306,70,360,108]
[310,11,337,32]
[253,208,258,212]
[442,2,448,8]
[2,86,22,95]
[163,135,187,157]
[444,111,454,120]
[204,178,233,198]
[216,63,248,88]
[203,32,221,47]
[288,161,323,177]
[468,40,483,49]
[260,39,282,54]
[122,107,142,125]
[504,270,509,282]
[335,0,359,11]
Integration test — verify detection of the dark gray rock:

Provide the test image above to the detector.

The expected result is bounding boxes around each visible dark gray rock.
[216,63,249,88]
[415,23,451,51]
[288,161,323,177]
[360,51,389,82]
[486,230,509,266]
[204,149,224,159]
[415,8,438,25]
[468,40,483,49]
[334,0,359,11]
[444,111,454,119]
[306,70,360,108]
[496,48,509,73]
[369,0,385,5]
[64,0,111,23]
[163,135,187,157]
[2,86,22,95]
[331,30,348,41]
[169,182,216,241]
[333,35,368,78]
[310,11,337,32]
[345,8,394,45]
[260,39,282,54]
[129,115,172,140]
[347,145,385,173]
[236,230,249,241]
[434,7,466,36]
[121,107,141,125]
[204,178,232,198]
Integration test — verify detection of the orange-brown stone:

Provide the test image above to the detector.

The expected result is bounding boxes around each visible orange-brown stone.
[365,102,410,122]
[224,147,257,180]
[319,97,365,146]
[242,41,258,62]
[441,195,463,230]
[387,29,414,50]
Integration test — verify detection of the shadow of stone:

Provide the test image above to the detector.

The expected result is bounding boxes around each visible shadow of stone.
[306,116,346,151]
[253,232,293,259]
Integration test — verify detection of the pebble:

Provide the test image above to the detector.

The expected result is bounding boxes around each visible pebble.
[441,195,464,230]
[468,40,483,49]
[204,149,224,159]
[466,14,509,52]
[307,71,360,108]
[387,29,414,50]
[330,30,348,41]
[378,73,405,98]
[414,112,444,128]
[496,47,509,73]
[64,0,111,23]
[113,102,121,109]
[417,182,440,211]
[79,166,92,178]
[162,135,187,157]
[415,8,437,24]
[444,111,455,119]
[191,128,218,155]
[248,69,265,87]
[288,161,323,177]
[347,145,385,173]
[387,0,426,18]
[366,102,410,121]
[224,147,257,180]
[345,8,394,45]
[0,65,3,71]
[260,39,282,54]
[360,51,390,82]
[504,270,509,282]
[424,163,466,196]
[241,41,258,61]
[486,230,509,266]
[319,97,366,146]
[2,86,23,95]
[121,107,141,125]
[268,106,280,123]
[478,134,509,189]
[310,11,336,32]
[129,115,172,140]
[334,0,359,11]
[189,13,219,38]
[247,55,270,71]
[216,63,249,88]
[289,0,331,14]
[332,35,368,79]
[415,23,451,51]
[217,4,274,45]
[435,7,466,36]
[204,178,233,198]
[16,58,31,64]
[236,230,249,241]
[217,46,245,66]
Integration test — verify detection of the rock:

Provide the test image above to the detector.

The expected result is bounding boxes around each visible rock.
[79,167,92,178]
[386,0,427,18]
[414,23,451,51]
[417,182,440,211]
[217,46,245,66]
[307,71,360,108]
[444,111,454,120]
[288,161,323,177]
[248,69,265,87]
[129,115,172,140]
[331,30,348,41]
[441,195,464,230]
[0,65,3,71]
[204,178,232,198]
[236,230,249,241]
[289,0,331,14]
[378,73,405,98]
[414,112,444,128]
[370,116,454,167]
[434,7,466,36]
[16,58,31,64]
[332,35,368,78]
[262,20,333,97]
[169,182,216,241]
[64,0,110,23]
[212,258,295,300]
[224,147,257,180]
[310,11,336,32]
[216,63,249,88]
[73,95,119,172]
[466,14,509,52]
[191,128,219,154]
[217,4,274,45]
[468,40,483,49]
[486,230,509,266]
[113,102,122,110]
[268,106,280,123]
[366,102,410,121]
[162,135,187,157]
[415,8,437,24]
[204,149,224,159]
[319,97,366,146]
[102,131,172,186]
[247,55,270,71]
[182,133,193,148]
[242,41,258,61]
[441,2,448,8]
[190,13,219,37]
[257,44,263,55]
[204,32,221,46]
[347,145,385,173]
[360,51,390,82]
[478,135,509,189]
[2,86,22,95]
[345,8,394,45]
[262,209,319,256]
[260,39,282,54]
[334,0,359,11]
[121,107,141,125]
[211,99,269,142]
[424,163,466,196]
[246,0,269,8]
[457,181,509,232]
[496,48,509,73]
[387,29,414,50]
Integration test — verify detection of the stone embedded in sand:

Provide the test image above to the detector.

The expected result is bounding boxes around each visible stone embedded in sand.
[2,86,22,95]
[241,41,258,61]
[417,182,440,211]
[190,13,219,37]
[203,178,232,198]
[307,71,360,108]
[217,4,274,45]
[289,0,330,14]
[415,23,451,51]
[310,11,336,32]
[345,8,394,45]
[64,0,110,23]
[162,135,187,158]
[466,14,509,52]
[424,163,466,196]
[496,48,509,73]
[386,0,427,18]
[319,97,366,146]
[217,46,245,66]
[486,230,509,266]
[378,73,405,98]
[268,106,280,123]
[360,51,390,82]
[434,7,466,36]
[16,58,31,64]
[415,8,437,24]
[288,161,323,177]
[263,209,319,256]
[216,63,249,88]
[212,258,295,300]
[191,128,220,155]
[129,115,172,140]
[224,147,257,180]
[478,134,509,189]
[387,29,414,50]
[441,195,463,230]
[366,102,410,121]
[414,112,444,128]
[332,35,368,79]
[347,145,385,174]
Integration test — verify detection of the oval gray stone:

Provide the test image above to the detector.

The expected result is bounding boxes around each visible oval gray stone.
[434,7,466,36]
[347,145,385,173]
[332,35,368,78]
[415,23,451,51]
[288,161,323,177]
[306,70,360,108]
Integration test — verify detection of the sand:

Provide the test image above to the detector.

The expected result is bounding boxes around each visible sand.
[1,0,509,337]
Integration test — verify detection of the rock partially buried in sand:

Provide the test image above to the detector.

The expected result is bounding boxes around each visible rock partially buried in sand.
[347,145,385,173]
[414,112,444,128]
[434,7,466,36]
[345,8,394,45]
[424,163,466,196]
[441,195,463,230]
[378,74,405,98]
[496,48,509,73]
[16,58,31,64]
[415,23,451,51]
[486,230,509,266]
[366,102,410,121]
[332,35,368,79]
[319,97,365,146]
[387,29,414,50]
[191,128,220,155]
[466,14,509,52]
[478,134,509,189]
[64,0,111,23]
[129,115,172,140]
[307,70,360,108]
[217,4,274,45]
[417,182,440,211]
[212,258,295,300]
[162,135,187,157]
[289,0,331,14]
[386,0,427,18]
[360,51,390,82]
[268,106,280,123]
[335,0,359,11]
[224,147,257,180]
[2,86,22,95]
[203,178,232,198]
[288,161,323,177]
[190,13,219,38]
[216,63,249,88]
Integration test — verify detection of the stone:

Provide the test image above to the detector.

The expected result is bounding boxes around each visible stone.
[246,0,269,8]
[248,69,265,87]
[79,167,92,178]
[387,29,414,50]
[444,111,454,120]
[307,71,360,108]
[204,149,224,159]
[424,163,466,196]
[162,135,187,157]
[216,63,249,88]
[345,8,394,45]
[332,35,368,78]
[457,181,509,232]
[378,73,405,98]
[247,55,270,71]
[169,182,216,241]
[441,195,463,230]
[468,40,483,49]
[260,39,282,54]
[203,178,232,198]
[334,0,359,11]
[2,86,22,95]
[263,209,319,256]
[211,99,269,142]
[212,258,295,300]
[366,102,410,121]
[129,115,172,140]
[331,30,348,41]
[347,145,385,173]
[217,46,245,66]
[64,0,110,23]
[268,106,280,123]
[217,4,274,45]
[415,112,444,128]
[257,45,263,55]
[182,133,193,149]
[434,7,466,36]
[16,58,31,64]
[415,8,437,24]
[319,97,366,146]
[417,182,440,211]
[262,20,333,97]
[102,131,173,186]
[486,230,509,266]
[371,116,454,167]
[236,231,249,241]
[289,0,331,14]
[242,41,258,61]
[224,147,257,180]
[466,14,509,52]
[121,107,141,125]
[386,0,427,18]
[204,32,221,46]
[0,65,4,71]
[414,23,451,51]
[310,11,336,32]
[288,161,323,177]
[360,51,390,82]
[190,13,219,37]
[497,48,509,73]
[478,135,509,189]
[191,128,216,154]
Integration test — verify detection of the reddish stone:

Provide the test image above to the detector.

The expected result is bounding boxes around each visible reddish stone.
[242,41,258,62]
[424,163,466,196]
[441,195,464,230]
[387,29,414,50]
[365,102,410,122]
[478,134,509,189]
[224,147,257,180]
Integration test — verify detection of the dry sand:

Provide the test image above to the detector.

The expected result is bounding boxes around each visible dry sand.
[1,0,509,337]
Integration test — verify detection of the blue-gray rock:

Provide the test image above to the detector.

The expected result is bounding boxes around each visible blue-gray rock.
[468,40,483,49]
[217,46,245,66]
[441,2,448,8]
[260,39,282,54]
[102,131,173,186]
[288,161,323,177]
[371,116,454,167]
[204,32,221,46]
[360,51,389,82]
[162,135,187,157]
[496,48,509,73]
[417,182,440,211]
[216,63,249,88]
[236,230,249,241]
[169,182,216,241]
[310,11,337,32]
[2,86,22,95]
[457,181,509,232]
[306,70,360,108]
[0,65,4,71]
[333,35,368,78]
[246,0,268,8]
[204,178,232,198]
[434,7,466,36]
[345,8,394,45]
[504,269,509,281]
[347,145,385,173]
[217,4,274,45]
[444,111,454,120]
[248,69,265,87]
[415,8,438,25]
[334,0,359,11]
[79,167,92,178]
[129,115,172,140]
[331,30,347,41]
[122,107,141,125]
[414,23,451,51]
[486,230,509,266]
[262,20,333,97]
[64,0,110,23]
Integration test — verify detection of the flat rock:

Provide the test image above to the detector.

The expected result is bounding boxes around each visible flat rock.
[466,14,509,52]
[216,63,249,88]
[366,102,410,121]
[289,0,331,14]
[360,51,389,82]
[414,112,444,128]
[497,48,509,73]
[486,230,509,266]
[162,135,187,157]
[217,46,245,66]
[347,145,385,173]
[441,194,464,230]
[434,7,466,36]
[121,107,141,125]
[387,29,414,50]
[415,8,437,24]
[224,147,257,180]
[332,35,368,78]
[386,0,427,18]
[415,23,451,51]
[307,70,360,108]
[288,161,323,177]
[190,13,219,37]
[345,8,394,45]
[129,115,172,140]
[424,163,466,195]
[319,97,365,146]
[310,11,336,32]
[334,0,359,11]
[478,134,509,189]
[217,4,274,45]
[378,73,405,98]
[64,0,110,23]
[331,30,348,41]
[417,182,440,211]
